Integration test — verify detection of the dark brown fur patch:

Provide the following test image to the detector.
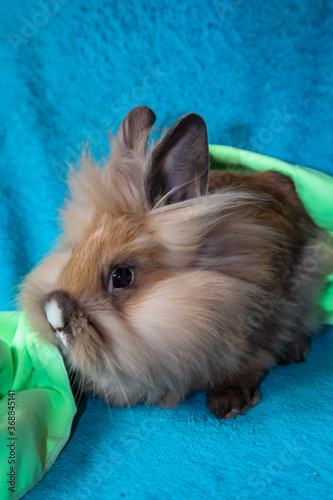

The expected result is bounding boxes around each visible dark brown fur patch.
[209,169,315,226]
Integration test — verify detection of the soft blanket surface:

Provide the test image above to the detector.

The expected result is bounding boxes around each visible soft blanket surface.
[1,0,333,498]
[24,327,333,500]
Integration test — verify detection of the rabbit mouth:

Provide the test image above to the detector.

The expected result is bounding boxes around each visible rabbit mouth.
[44,290,76,348]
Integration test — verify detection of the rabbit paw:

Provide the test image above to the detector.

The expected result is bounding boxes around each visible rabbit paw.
[207,384,260,419]
[278,338,310,365]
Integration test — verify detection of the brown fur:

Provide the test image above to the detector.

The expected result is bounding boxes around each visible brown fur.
[20,106,333,418]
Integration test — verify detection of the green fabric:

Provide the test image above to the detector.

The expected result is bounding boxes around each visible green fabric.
[0,312,76,500]
[209,145,333,324]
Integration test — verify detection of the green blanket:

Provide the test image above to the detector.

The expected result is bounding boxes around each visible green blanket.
[0,312,76,500]
[0,147,332,500]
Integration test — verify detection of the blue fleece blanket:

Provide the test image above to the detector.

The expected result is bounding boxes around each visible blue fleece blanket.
[1,0,333,498]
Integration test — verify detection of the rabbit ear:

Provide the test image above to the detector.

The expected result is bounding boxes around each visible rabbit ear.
[117,105,156,153]
[146,113,209,207]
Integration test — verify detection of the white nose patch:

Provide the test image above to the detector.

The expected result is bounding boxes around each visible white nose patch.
[44,299,68,347]
[44,299,64,330]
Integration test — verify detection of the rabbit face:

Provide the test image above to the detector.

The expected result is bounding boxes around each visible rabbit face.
[37,207,257,407]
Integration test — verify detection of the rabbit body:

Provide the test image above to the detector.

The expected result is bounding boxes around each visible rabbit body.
[21,107,333,418]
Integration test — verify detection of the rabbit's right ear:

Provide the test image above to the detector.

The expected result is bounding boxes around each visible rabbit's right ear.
[146,113,209,207]
[117,105,156,154]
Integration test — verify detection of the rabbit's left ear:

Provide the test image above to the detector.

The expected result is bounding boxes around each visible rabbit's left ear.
[146,113,209,207]
[117,105,156,154]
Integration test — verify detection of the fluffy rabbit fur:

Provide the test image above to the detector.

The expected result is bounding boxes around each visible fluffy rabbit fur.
[21,106,333,419]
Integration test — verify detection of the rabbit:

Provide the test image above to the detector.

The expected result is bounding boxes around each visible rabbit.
[20,106,333,419]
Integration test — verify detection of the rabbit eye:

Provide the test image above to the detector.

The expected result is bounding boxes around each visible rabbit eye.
[108,267,134,291]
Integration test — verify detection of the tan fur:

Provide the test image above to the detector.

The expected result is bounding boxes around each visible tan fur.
[20,107,333,418]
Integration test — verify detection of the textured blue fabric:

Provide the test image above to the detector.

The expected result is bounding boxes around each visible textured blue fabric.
[1,0,333,498]
[23,327,333,500]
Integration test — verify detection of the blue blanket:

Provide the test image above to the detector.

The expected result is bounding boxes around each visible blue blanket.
[1,0,332,498]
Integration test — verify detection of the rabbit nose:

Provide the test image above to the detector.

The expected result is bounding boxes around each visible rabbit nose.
[44,290,74,347]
